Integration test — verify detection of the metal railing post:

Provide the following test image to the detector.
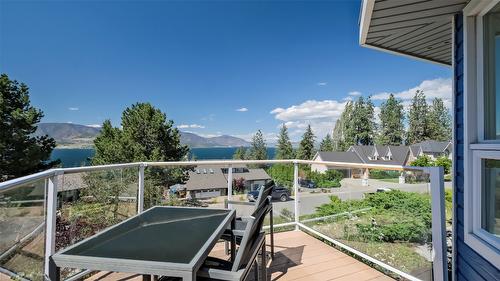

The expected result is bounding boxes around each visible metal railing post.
[293,162,299,231]
[429,166,448,281]
[227,164,233,209]
[44,171,62,280]
[138,163,145,213]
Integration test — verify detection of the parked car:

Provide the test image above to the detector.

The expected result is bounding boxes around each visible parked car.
[299,179,316,188]
[247,185,291,202]
[376,187,392,193]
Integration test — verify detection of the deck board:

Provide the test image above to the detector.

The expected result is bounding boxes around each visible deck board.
[84,231,393,281]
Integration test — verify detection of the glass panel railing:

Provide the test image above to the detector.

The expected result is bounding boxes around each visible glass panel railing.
[0,179,46,281]
[56,167,138,279]
[299,165,435,280]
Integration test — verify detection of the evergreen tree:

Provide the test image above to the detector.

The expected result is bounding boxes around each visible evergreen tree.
[249,130,267,160]
[427,98,451,141]
[232,147,247,160]
[407,90,429,144]
[319,134,334,151]
[275,124,294,159]
[297,125,316,160]
[332,101,354,151]
[349,96,375,145]
[376,94,405,145]
[91,102,190,208]
[0,74,59,181]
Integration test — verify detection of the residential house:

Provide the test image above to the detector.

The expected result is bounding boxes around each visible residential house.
[360,0,500,278]
[174,165,271,199]
[409,141,453,162]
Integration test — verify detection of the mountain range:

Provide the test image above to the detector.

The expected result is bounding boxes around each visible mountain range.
[35,123,249,148]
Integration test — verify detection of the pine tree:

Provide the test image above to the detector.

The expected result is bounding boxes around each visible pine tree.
[91,102,190,208]
[427,98,451,141]
[407,90,429,144]
[376,94,405,145]
[319,134,334,151]
[275,124,294,159]
[349,96,375,145]
[297,125,316,160]
[249,130,267,160]
[233,147,247,160]
[0,74,59,181]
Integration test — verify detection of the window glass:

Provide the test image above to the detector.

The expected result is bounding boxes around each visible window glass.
[484,3,500,140]
[481,159,500,236]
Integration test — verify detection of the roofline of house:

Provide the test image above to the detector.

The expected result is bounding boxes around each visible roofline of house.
[358,0,451,67]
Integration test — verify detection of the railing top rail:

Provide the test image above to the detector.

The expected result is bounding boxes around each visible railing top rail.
[0,159,429,191]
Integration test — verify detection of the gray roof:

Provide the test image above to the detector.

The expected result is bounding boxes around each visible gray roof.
[181,166,271,191]
[360,0,468,66]
[315,151,363,164]
[228,169,271,181]
[413,141,451,153]
[182,168,228,191]
[349,145,410,166]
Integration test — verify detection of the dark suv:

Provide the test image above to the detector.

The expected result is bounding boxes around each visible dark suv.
[247,185,291,202]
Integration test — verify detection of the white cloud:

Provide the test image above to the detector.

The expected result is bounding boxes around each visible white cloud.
[317,82,328,86]
[270,100,346,139]
[177,124,205,129]
[86,124,102,128]
[68,107,79,111]
[236,107,248,112]
[371,78,452,108]
[348,91,362,96]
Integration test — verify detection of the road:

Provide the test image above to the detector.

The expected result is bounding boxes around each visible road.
[272,178,452,216]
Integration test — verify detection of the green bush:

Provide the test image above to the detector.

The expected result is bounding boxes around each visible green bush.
[266,164,294,187]
[314,190,432,243]
[369,169,400,179]
[306,169,343,188]
[435,156,452,174]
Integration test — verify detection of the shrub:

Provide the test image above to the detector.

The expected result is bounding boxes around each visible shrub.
[315,190,432,243]
[435,156,452,174]
[369,169,400,179]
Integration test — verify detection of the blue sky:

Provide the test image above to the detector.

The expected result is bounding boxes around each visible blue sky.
[0,0,451,142]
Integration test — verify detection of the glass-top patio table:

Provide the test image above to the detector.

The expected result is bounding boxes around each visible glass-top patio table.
[51,206,236,281]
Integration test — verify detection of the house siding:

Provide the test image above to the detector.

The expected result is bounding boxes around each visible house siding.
[453,14,499,281]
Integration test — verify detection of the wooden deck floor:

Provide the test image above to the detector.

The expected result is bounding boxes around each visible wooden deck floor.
[86,231,393,281]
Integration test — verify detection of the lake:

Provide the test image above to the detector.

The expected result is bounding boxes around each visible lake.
[51,147,277,167]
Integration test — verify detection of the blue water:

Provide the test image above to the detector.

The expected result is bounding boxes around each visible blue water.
[51,147,276,167]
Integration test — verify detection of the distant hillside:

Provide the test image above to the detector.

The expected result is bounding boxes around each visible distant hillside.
[179,132,249,148]
[36,123,249,148]
[35,123,100,148]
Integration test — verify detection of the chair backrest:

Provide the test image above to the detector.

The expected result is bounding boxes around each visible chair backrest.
[253,180,274,212]
[231,196,270,271]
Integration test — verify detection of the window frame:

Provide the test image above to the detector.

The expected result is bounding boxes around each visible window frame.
[463,0,500,268]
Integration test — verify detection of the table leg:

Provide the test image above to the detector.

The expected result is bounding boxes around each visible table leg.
[260,243,267,281]
[230,216,236,262]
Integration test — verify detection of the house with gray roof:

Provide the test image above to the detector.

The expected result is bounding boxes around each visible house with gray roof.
[408,141,453,162]
[312,141,452,185]
[173,165,271,199]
